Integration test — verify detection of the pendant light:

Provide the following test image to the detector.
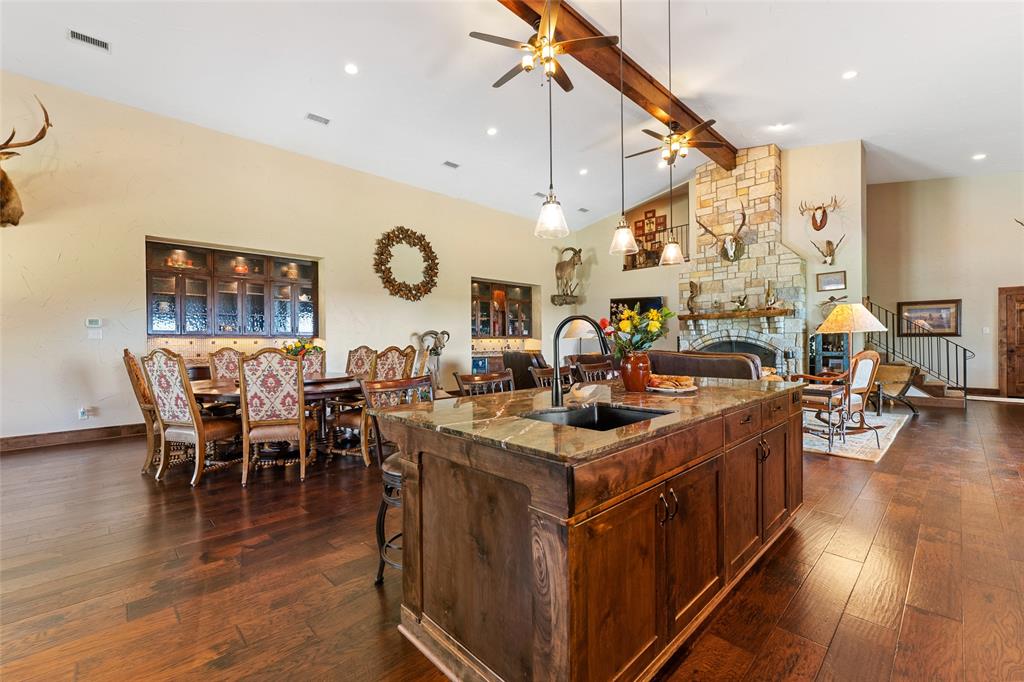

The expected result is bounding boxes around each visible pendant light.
[535,75,569,239]
[659,164,684,265]
[609,0,639,256]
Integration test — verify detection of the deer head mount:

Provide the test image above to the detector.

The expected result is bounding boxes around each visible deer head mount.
[1,97,52,227]
[798,196,840,231]
[811,235,845,265]
[696,208,748,262]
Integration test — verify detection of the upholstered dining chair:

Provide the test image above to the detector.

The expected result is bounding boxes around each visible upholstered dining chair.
[301,348,326,379]
[141,348,242,486]
[123,349,160,474]
[238,349,318,487]
[453,369,515,395]
[574,360,618,382]
[325,345,378,465]
[346,345,377,380]
[209,347,242,382]
[362,374,434,586]
[528,365,573,388]
[792,349,883,447]
[373,345,417,381]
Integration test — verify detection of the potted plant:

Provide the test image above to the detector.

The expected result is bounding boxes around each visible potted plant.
[600,305,675,392]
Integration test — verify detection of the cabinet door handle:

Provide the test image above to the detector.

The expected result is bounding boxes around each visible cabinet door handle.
[740,415,752,425]
[658,493,670,526]
[668,488,679,521]
[773,404,783,412]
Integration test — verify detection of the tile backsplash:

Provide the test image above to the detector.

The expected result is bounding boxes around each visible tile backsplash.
[147,337,326,364]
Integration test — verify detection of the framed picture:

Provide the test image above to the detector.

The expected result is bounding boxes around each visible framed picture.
[897,299,962,337]
[816,270,847,292]
[611,296,665,320]
[644,209,656,219]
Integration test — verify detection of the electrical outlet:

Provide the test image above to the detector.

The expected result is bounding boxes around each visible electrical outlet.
[78,407,89,420]
[983,326,991,335]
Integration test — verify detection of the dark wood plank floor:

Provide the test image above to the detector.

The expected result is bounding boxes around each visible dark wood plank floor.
[2,401,1022,681]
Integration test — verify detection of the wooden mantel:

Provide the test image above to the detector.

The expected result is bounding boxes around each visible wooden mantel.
[496,0,738,170]
[678,307,794,322]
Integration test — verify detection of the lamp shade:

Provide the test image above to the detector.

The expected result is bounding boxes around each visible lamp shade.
[562,318,597,339]
[816,303,887,334]
[659,240,684,265]
[609,217,639,255]
[535,194,569,239]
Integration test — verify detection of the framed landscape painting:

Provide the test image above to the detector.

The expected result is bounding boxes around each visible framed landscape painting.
[816,270,846,292]
[897,298,962,337]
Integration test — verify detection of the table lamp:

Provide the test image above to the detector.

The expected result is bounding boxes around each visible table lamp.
[562,318,597,358]
[815,303,887,372]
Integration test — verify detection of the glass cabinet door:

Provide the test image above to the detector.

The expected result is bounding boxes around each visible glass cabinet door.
[273,284,293,335]
[216,280,241,334]
[273,258,315,282]
[245,282,266,335]
[146,242,209,273]
[149,274,179,333]
[297,285,315,336]
[183,277,211,334]
[216,252,267,278]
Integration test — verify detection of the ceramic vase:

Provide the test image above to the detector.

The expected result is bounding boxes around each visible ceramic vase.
[620,351,651,392]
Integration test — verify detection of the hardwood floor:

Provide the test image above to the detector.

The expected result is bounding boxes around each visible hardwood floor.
[1,401,1021,681]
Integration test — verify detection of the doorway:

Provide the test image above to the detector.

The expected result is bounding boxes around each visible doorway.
[998,286,1024,397]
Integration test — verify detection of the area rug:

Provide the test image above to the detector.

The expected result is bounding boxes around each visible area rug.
[802,411,909,462]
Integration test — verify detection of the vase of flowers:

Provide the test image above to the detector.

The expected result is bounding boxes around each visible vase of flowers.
[600,304,675,392]
[282,338,323,357]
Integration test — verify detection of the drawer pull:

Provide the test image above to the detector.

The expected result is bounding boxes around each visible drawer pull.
[740,415,753,425]
[658,493,670,526]
[668,488,679,521]
[773,404,783,412]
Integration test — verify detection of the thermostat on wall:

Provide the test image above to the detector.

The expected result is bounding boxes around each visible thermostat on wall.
[85,318,103,328]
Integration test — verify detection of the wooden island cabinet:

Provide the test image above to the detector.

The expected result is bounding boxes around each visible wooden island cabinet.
[373,379,803,681]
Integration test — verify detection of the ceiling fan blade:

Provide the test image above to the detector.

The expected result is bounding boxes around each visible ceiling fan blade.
[539,0,563,42]
[554,35,618,54]
[687,140,728,149]
[624,147,661,159]
[683,119,716,139]
[641,129,666,141]
[550,60,573,92]
[492,63,524,88]
[469,32,529,50]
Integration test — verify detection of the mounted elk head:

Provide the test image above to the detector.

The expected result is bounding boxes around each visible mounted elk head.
[811,235,845,265]
[798,196,840,231]
[697,207,748,263]
[1,97,52,227]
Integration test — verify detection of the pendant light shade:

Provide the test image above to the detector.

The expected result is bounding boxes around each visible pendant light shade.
[659,152,684,266]
[659,240,683,265]
[535,192,570,238]
[609,216,639,255]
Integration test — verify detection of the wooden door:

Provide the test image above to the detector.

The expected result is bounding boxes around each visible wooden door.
[760,423,789,541]
[723,435,761,576]
[664,456,725,638]
[1002,288,1024,397]
[571,485,664,682]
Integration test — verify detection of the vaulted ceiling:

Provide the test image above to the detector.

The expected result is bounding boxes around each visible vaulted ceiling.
[2,1,1021,225]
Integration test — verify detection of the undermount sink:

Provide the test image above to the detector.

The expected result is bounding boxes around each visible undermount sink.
[522,403,672,432]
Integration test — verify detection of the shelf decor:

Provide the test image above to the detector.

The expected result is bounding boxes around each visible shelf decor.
[373,226,439,302]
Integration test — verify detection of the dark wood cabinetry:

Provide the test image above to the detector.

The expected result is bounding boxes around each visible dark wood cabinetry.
[723,435,762,574]
[146,241,317,337]
[471,278,533,338]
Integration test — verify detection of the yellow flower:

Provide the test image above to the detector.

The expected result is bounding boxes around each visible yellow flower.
[647,309,659,320]
[304,343,312,349]
[649,320,662,333]
[619,319,632,333]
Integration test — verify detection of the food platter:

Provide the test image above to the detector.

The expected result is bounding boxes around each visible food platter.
[646,384,699,394]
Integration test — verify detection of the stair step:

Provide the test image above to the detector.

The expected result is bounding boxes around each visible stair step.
[908,394,967,409]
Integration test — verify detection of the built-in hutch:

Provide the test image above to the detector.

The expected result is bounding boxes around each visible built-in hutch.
[145,241,318,338]
[470,278,533,339]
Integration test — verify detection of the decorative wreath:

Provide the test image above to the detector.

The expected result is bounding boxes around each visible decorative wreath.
[373,226,439,301]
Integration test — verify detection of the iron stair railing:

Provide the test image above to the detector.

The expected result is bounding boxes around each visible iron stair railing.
[863,297,975,408]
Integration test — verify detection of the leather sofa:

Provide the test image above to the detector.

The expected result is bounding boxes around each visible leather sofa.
[648,350,762,380]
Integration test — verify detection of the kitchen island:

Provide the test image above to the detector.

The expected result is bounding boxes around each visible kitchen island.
[372,378,804,682]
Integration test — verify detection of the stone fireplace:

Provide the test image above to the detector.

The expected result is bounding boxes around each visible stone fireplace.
[677,145,807,373]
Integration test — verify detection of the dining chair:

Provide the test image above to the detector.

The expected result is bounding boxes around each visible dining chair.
[141,348,242,486]
[238,349,318,487]
[325,345,378,465]
[123,349,160,474]
[362,374,434,585]
[453,369,515,395]
[792,349,883,447]
[528,365,572,388]
[574,359,618,382]
[346,345,377,379]
[373,345,417,381]
[302,348,326,379]
[209,347,242,382]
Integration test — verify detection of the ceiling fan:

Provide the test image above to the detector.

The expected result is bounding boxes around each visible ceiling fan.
[626,119,728,166]
[469,0,619,92]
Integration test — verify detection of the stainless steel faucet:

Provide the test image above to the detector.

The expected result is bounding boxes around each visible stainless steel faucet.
[550,315,612,407]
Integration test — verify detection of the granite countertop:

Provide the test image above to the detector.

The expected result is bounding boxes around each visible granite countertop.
[371,378,802,465]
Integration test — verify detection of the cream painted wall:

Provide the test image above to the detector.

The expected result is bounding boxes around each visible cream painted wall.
[0,72,569,438]
[867,173,1024,389]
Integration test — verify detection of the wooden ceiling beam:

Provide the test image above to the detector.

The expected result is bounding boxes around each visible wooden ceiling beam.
[496,0,737,171]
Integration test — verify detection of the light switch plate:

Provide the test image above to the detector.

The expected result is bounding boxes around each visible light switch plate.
[983,326,991,335]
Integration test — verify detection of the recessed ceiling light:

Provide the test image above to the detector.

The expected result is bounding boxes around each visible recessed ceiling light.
[768,123,791,131]
[842,70,858,80]
[486,127,498,136]
[344,63,359,75]
[579,168,588,175]
[972,153,987,161]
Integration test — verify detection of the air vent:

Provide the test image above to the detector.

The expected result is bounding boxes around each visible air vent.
[442,161,460,169]
[305,112,330,125]
[68,29,110,52]
[577,207,590,213]
[533,192,546,198]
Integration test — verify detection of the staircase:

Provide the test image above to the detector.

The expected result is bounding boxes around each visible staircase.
[863,298,975,409]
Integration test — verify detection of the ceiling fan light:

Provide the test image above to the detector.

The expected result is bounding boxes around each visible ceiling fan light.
[522,54,536,71]
[541,44,555,60]
[659,240,684,266]
[660,148,671,160]
[609,217,639,255]
[543,60,556,76]
[678,146,689,158]
[535,194,570,239]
